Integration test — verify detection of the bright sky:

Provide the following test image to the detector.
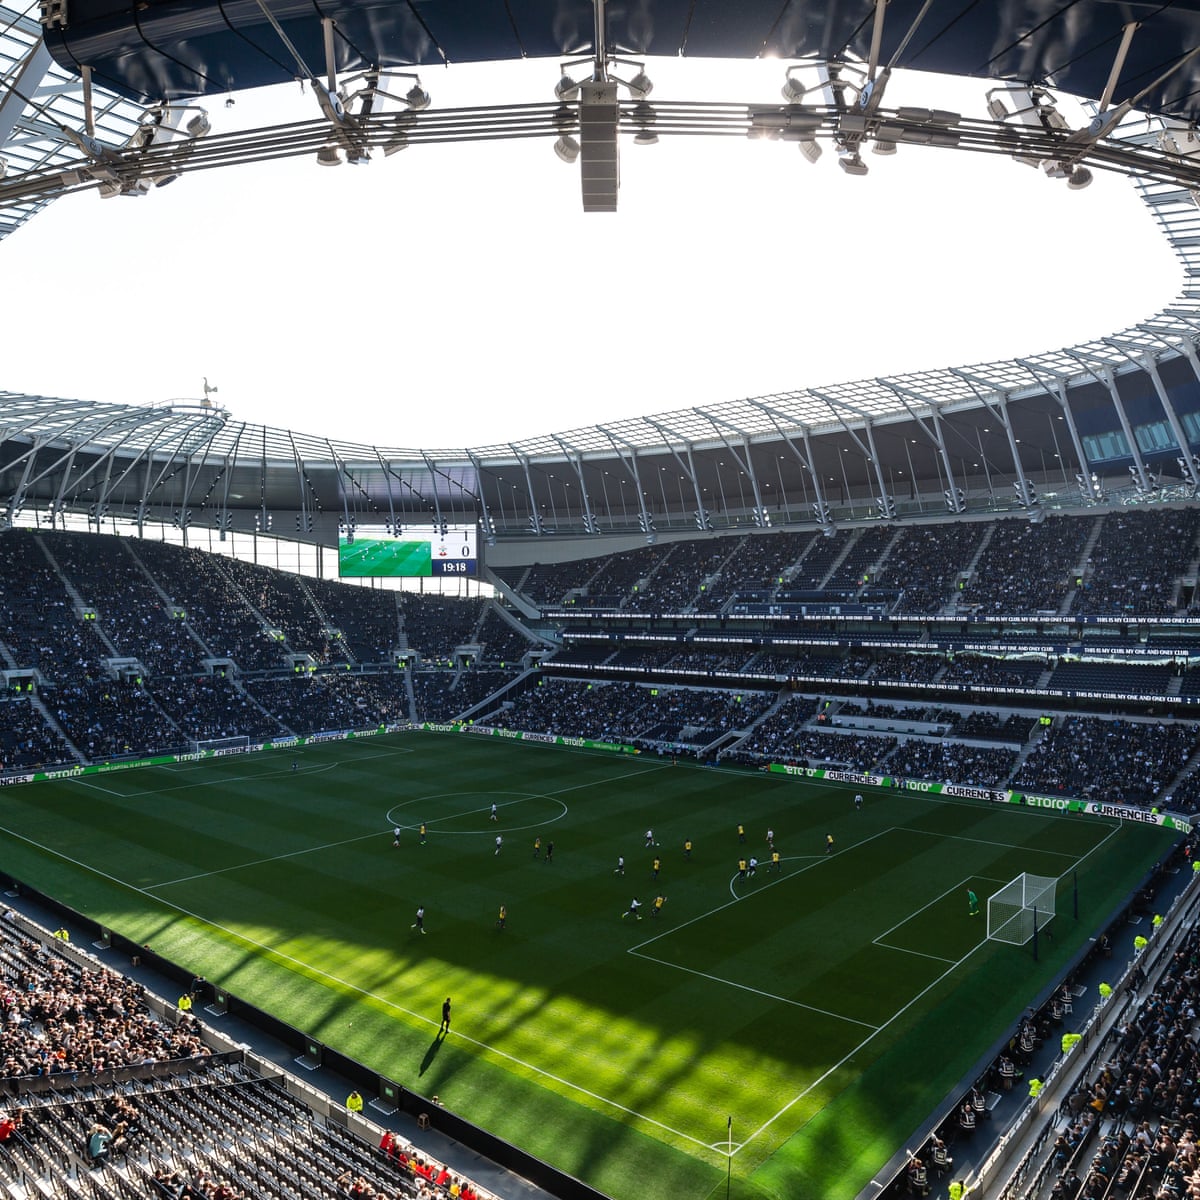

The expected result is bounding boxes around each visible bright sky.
[0,57,1182,451]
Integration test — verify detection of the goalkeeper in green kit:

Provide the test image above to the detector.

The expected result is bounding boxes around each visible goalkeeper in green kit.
[968,889,980,917]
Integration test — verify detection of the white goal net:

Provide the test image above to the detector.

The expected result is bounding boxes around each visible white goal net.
[987,873,1057,945]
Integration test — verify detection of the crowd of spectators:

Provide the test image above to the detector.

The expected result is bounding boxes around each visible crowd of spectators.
[941,657,1049,689]
[785,532,847,591]
[953,711,1037,742]
[576,544,664,609]
[490,680,654,742]
[628,687,773,750]
[885,740,1017,787]
[1167,770,1200,814]
[244,673,409,735]
[305,577,400,664]
[881,522,987,615]
[1071,508,1200,617]
[719,696,822,766]
[48,532,207,676]
[870,652,946,685]
[624,536,742,612]
[0,916,208,1078]
[721,531,815,597]
[835,701,951,725]
[474,607,537,666]
[514,561,598,606]
[52,679,182,760]
[1040,921,1200,1200]
[129,540,289,673]
[1013,716,1199,808]
[0,696,74,770]
[399,595,485,663]
[0,530,109,683]
[826,525,896,591]
[412,670,519,723]
[962,517,1092,615]
[147,675,283,742]
[221,557,350,666]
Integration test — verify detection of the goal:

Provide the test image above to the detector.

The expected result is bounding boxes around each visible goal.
[987,873,1057,946]
[188,735,250,755]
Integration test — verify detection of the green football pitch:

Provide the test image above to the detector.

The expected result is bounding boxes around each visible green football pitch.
[0,732,1175,1200]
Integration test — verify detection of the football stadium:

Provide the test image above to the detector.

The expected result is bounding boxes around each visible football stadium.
[5,4,1200,1200]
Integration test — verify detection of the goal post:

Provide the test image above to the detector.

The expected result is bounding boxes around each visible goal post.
[187,735,250,755]
[987,873,1058,946]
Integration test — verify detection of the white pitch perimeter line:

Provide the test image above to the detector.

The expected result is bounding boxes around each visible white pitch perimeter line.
[736,927,995,1155]
[0,819,712,1154]
[68,761,341,799]
[147,830,385,888]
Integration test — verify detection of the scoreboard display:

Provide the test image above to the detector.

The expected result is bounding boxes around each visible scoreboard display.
[337,525,478,578]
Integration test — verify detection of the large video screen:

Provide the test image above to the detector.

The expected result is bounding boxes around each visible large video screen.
[337,524,478,578]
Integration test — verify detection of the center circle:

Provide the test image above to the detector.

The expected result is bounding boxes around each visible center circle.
[386,791,566,835]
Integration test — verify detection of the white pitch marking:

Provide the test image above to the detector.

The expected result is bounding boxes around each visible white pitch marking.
[0,819,714,1153]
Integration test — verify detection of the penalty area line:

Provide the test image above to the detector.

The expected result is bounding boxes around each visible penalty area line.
[737,928,995,1154]
[627,949,879,1031]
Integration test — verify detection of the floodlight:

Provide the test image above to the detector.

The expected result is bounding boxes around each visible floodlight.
[346,148,371,165]
[186,113,211,138]
[626,71,653,100]
[872,139,897,155]
[987,97,1008,121]
[0,156,6,179]
[554,134,581,164]
[632,101,658,145]
[316,145,343,166]
[798,137,821,163]
[839,153,868,176]
[405,83,431,111]
[1067,166,1093,190]
[555,74,580,102]
[781,66,806,104]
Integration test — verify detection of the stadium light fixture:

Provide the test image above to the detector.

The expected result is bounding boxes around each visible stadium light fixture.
[781,66,807,104]
[554,134,581,164]
[405,83,431,111]
[632,102,658,146]
[797,137,822,163]
[555,72,582,102]
[316,145,342,167]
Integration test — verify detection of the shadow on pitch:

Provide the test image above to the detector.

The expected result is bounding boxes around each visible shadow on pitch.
[419,1028,448,1076]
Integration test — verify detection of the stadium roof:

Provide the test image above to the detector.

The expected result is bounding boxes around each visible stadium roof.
[35,0,1200,127]
[3,148,1200,544]
[5,1,1200,543]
